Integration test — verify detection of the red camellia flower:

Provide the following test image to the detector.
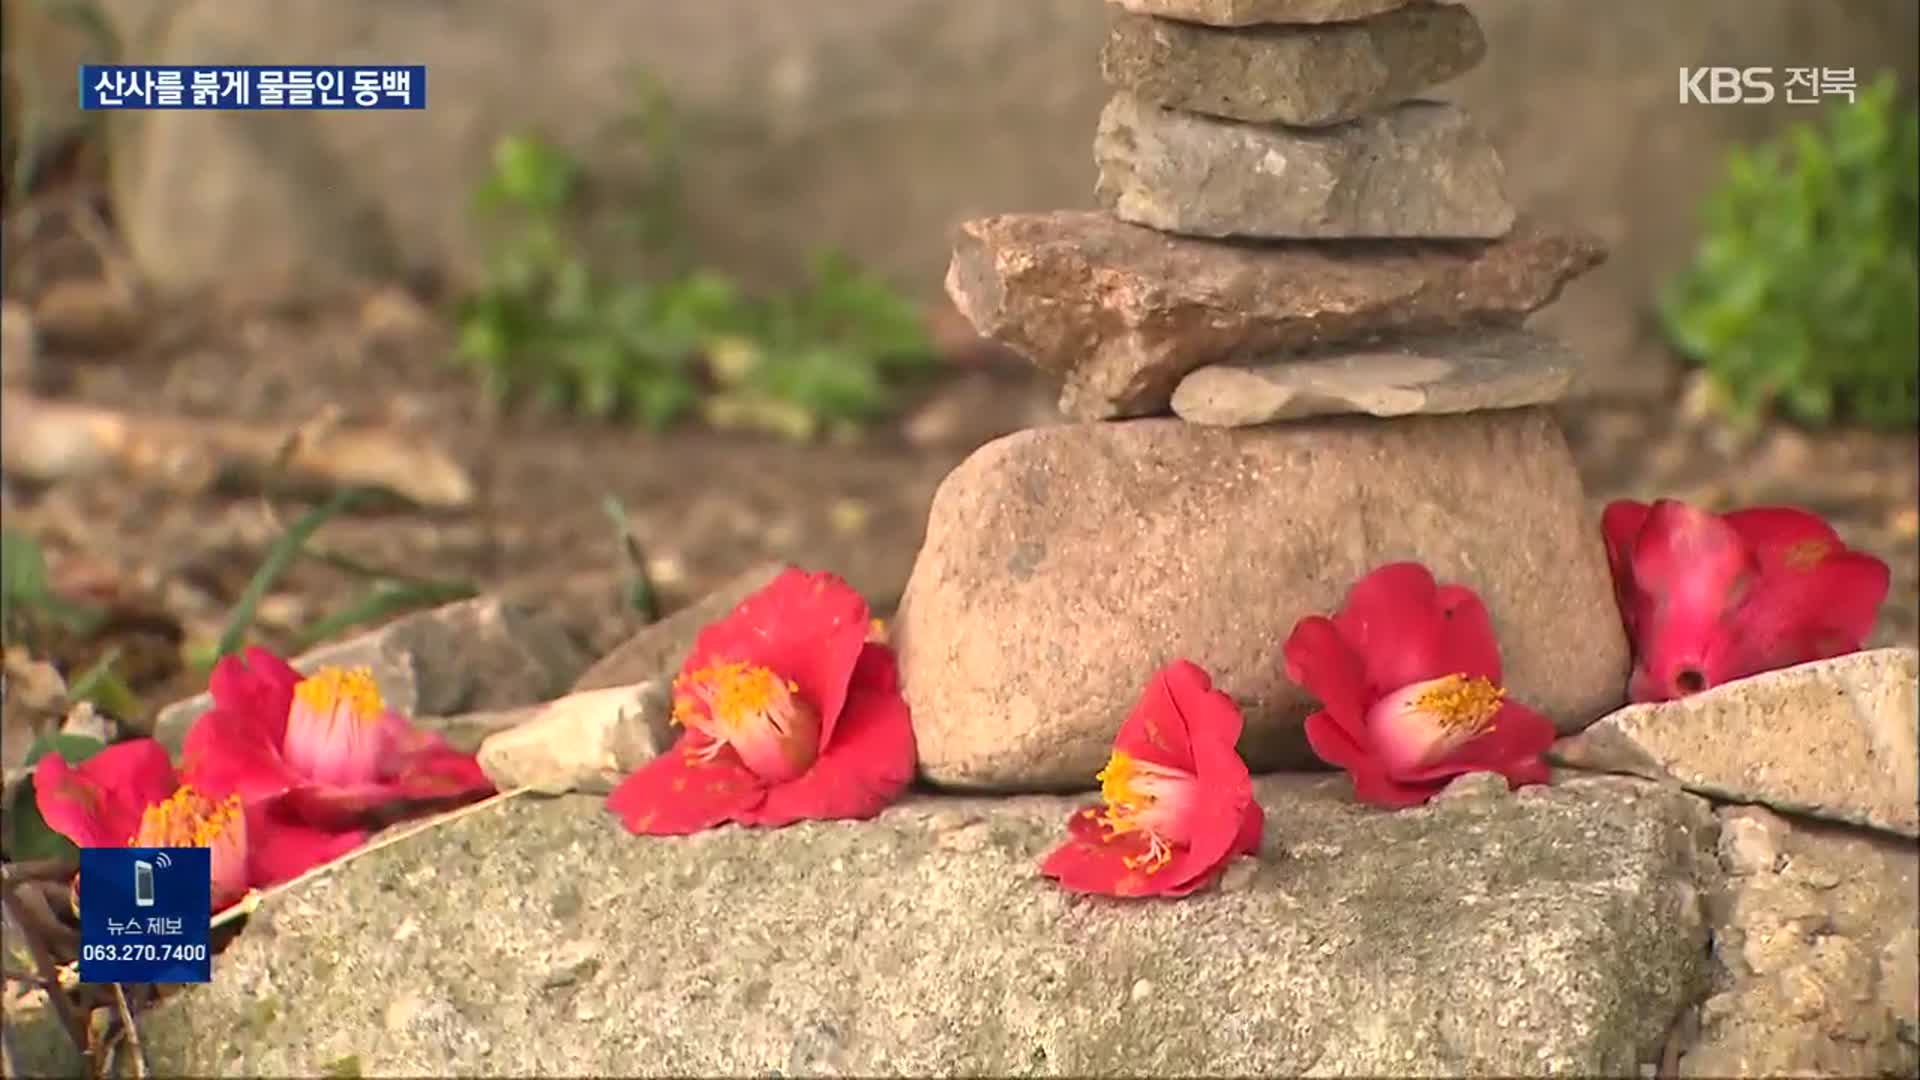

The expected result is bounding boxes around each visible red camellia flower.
[605,567,916,835]
[1283,562,1557,809]
[35,739,365,911]
[1602,499,1891,702]
[182,648,495,828]
[1040,660,1263,898]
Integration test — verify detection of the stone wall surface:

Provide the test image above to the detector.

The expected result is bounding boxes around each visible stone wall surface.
[5,0,1916,393]
[116,775,1715,1076]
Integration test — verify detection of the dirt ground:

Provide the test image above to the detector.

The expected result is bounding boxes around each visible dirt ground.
[5,185,1916,733]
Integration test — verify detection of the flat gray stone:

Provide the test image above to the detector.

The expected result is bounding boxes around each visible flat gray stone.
[1102,4,1485,126]
[153,596,592,756]
[1097,95,1516,239]
[125,774,1715,1076]
[1112,0,1415,26]
[945,211,1606,421]
[1171,327,1580,425]
[1555,649,1920,839]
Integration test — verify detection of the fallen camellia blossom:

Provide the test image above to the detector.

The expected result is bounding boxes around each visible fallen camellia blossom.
[1283,562,1557,809]
[606,567,916,835]
[181,648,495,828]
[35,739,365,911]
[1602,499,1891,702]
[1040,660,1262,898]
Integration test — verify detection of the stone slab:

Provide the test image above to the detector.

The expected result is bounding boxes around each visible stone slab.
[1170,327,1580,424]
[945,210,1604,420]
[1097,94,1515,239]
[1554,649,1920,838]
[1102,4,1485,126]
[119,774,1714,1076]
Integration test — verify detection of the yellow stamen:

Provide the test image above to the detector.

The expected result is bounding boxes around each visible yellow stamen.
[293,666,384,724]
[1782,538,1831,571]
[1095,752,1172,874]
[671,662,787,728]
[1411,674,1505,736]
[132,786,242,848]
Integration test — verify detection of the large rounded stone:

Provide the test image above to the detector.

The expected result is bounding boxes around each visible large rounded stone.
[895,408,1628,791]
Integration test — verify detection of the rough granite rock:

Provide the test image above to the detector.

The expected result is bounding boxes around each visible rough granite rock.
[944,211,1603,420]
[1683,804,1920,1077]
[1170,327,1580,425]
[1102,4,1485,126]
[152,596,592,755]
[1554,649,1920,838]
[112,774,1714,1077]
[1097,95,1515,239]
[475,681,673,795]
[570,561,786,692]
[1112,0,1416,26]
[894,410,1628,791]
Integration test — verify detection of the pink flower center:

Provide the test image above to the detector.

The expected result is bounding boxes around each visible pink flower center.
[133,786,249,907]
[1368,673,1506,774]
[1094,751,1197,874]
[284,666,387,786]
[672,660,821,783]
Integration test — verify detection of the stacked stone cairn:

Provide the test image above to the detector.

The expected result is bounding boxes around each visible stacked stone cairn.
[893,0,1631,793]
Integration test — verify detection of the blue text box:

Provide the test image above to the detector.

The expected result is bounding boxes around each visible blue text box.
[79,65,427,110]
[78,847,212,984]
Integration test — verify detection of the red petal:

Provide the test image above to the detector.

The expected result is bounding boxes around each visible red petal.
[1392,700,1557,788]
[1039,810,1179,898]
[207,647,301,748]
[680,568,870,752]
[604,733,767,835]
[1231,799,1263,856]
[1112,659,1236,773]
[242,805,367,892]
[1166,687,1256,891]
[1720,506,1846,572]
[1284,618,1374,746]
[1727,551,1890,672]
[1601,500,1653,622]
[370,712,497,800]
[1330,562,1504,690]
[742,645,917,828]
[179,705,303,806]
[1302,710,1371,772]
[1346,765,1442,809]
[35,740,178,848]
[1626,500,1756,618]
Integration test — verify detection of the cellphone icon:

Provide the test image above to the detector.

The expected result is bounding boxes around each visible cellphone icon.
[133,860,156,908]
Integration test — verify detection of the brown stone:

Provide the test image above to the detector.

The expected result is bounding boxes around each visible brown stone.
[1553,649,1920,838]
[1111,0,1417,26]
[1171,327,1580,425]
[1101,5,1485,126]
[1097,95,1515,239]
[945,210,1604,420]
[475,681,673,795]
[894,408,1628,791]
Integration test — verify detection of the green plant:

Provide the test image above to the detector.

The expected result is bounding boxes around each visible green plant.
[454,91,936,438]
[1661,74,1919,431]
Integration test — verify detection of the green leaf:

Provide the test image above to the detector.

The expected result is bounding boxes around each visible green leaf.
[215,487,370,660]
